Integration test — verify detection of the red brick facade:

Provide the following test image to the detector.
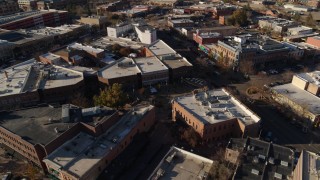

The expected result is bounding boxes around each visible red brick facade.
[306,36,320,48]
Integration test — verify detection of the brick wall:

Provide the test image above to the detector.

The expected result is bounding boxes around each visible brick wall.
[306,36,320,48]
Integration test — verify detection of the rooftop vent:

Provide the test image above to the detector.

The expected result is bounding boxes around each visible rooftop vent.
[281,160,288,167]
[54,127,59,133]
[269,157,275,164]
[251,169,260,175]
[274,172,283,179]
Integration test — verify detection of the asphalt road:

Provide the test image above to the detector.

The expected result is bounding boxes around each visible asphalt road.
[249,101,320,153]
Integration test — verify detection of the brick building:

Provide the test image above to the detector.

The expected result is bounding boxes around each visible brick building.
[172,89,261,143]
[193,31,222,45]
[0,10,68,30]
[181,26,237,39]
[271,71,320,126]
[149,146,213,179]
[0,0,19,16]
[42,105,155,180]
[96,0,130,15]
[0,24,88,60]
[98,40,192,86]
[0,104,119,169]
[0,59,84,110]
[211,34,290,71]
[167,19,194,28]
[306,36,320,48]
[145,40,193,81]
[80,16,108,30]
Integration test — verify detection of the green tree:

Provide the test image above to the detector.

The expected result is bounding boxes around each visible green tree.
[227,9,248,27]
[93,83,128,108]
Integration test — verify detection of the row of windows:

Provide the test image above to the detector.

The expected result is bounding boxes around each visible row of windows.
[0,131,35,153]
[206,133,233,142]
[204,123,235,134]
[2,139,38,161]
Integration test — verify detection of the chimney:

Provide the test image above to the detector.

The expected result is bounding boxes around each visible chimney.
[4,71,8,79]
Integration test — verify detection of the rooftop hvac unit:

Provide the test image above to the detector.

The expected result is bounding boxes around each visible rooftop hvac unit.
[269,157,275,164]
[251,169,260,175]
[258,154,266,161]
[281,160,288,167]
[274,172,283,179]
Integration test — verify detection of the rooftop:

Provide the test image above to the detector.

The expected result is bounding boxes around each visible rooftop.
[174,89,260,125]
[295,71,320,87]
[22,24,84,36]
[257,16,297,27]
[91,37,145,50]
[147,40,176,56]
[68,42,104,54]
[0,10,67,25]
[228,138,294,180]
[98,57,140,79]
[219,35,289,53]
[169,19,194,24]
[133,56,168,73]
[148,146,213,180]
[0,29,47,45]
[0,105,74,145]
[197,32,221,38]
[288,26,313,32]
[0,59,83,97]
[272,83,320,114]
[0,104,116,145]
[160,55,192,69]
[40,53,61,61]
[43,105,154,178]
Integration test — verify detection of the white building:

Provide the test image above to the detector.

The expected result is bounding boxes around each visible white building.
[107,22,133,38]
[284,4,311,12]
[134,25,157,44]
[288,26,313,36]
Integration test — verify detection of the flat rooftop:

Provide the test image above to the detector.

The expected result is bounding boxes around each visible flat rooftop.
[288,26,313,32]
[0,30,46,44]
[0,10,67,26]
[44,105,154,178]
[161,55,192,69]
[148,40,176,56]
[91,37,145,50]
[24,25,83,36]
[198,32,221,38]
[174,89,260,125]
[40,53,61,61]
[98,57,140,79]
[0,59,83,97]
[0,105,75,145]
[295,71,320,87]
[230,138,294,180]
[148,146,213,180]
[272,83,320,115]
[68,43,104,54]
[169,19,194,24]
[133,56,168,73]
